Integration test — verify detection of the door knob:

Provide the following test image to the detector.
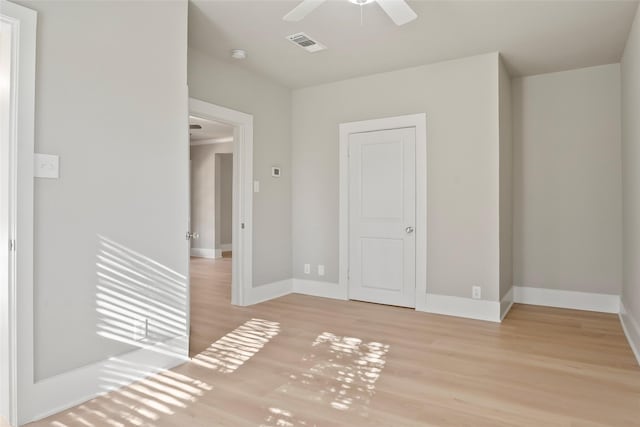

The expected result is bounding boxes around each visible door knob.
[405,226,414,234]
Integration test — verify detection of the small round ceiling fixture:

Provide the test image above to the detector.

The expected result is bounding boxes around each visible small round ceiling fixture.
[349,0,374,4]
[231,49,247,60]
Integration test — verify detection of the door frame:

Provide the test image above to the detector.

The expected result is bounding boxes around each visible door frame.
[189,98,253,307]
[1,1,37,425]
[338,113,427,308]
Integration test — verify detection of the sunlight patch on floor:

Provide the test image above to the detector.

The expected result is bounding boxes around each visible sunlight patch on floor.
[45,319,279,425]
[262,332,390,426]
[46,358,213,427]
[192,318,280,373]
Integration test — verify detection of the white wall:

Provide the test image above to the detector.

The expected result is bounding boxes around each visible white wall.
[621,5,640,352]
[16,0,189,382]
[188,48,292,286]
[499,56,513,302]
[190,142,232,252]
[292,53,502,301]
[512,64,622,295]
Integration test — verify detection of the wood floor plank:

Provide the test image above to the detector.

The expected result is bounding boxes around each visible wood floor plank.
[27,257,640,426]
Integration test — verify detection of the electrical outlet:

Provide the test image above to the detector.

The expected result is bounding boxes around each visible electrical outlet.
[472,286,482,300]
[318,265,325,276]
[133,318,148,341]
[304,264,311,274]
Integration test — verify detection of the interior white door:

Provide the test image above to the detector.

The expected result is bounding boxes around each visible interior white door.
[348,127,416,308]
[0,18,13,424]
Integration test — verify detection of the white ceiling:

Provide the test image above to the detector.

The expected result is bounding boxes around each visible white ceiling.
[189,0,639,89]
[189,115,234,142]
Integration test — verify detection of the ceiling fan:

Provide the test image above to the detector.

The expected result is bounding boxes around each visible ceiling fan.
[283,0,418,26]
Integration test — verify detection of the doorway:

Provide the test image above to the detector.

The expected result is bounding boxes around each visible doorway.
[188,115,234,355]
[187,98,253,356]
[1,2,36,425]
[189,116,234,260]
[339,114,427,309]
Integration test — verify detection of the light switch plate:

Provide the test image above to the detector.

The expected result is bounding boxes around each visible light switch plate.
[253,180,260,193]
[34,153,59,179]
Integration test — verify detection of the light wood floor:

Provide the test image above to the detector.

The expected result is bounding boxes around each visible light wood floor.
[29,257,640,426]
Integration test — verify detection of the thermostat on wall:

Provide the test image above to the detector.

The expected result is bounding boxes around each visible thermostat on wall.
[271,167,281,178]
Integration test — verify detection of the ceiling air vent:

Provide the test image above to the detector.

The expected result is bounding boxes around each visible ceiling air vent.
[286,32,326,53]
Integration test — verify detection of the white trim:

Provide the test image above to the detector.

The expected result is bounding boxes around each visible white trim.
[415,290,427,312]
[293,279,348,300]
[21,336,188,425]
[218,243,232,252]
[500,287,514,320]
[0,13,18,427]
[190,248,217,259]
[419,293,501,323]
[1,1,37,425]
[189,98,253,307]
[619,302,640,366]
[513,286,620,313]
[338,113,427,308]
[245,279,292,305]
[190,136,233,146]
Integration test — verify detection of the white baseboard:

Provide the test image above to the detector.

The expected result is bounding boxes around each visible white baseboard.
[620,302,640,366]
[246,279,292,305]
[22,335,188,425]
[292,279,347,300]
[500,287,514,321]
[419,293,501,323]
[514,286,620,313]
[218,243,232,251]
[190,248,217,259]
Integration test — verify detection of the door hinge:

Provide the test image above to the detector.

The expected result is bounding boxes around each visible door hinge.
[9,239,15,251]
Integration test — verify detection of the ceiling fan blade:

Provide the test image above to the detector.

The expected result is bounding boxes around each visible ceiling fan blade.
[283,0,327,22]
[376,0,417,26]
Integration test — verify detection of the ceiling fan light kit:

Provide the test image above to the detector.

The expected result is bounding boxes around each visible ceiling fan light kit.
[283,0,417,26]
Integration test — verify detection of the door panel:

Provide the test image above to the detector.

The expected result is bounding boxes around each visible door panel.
[360,238,403,291]
[348,127,416,308]
[361,141,403,219]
